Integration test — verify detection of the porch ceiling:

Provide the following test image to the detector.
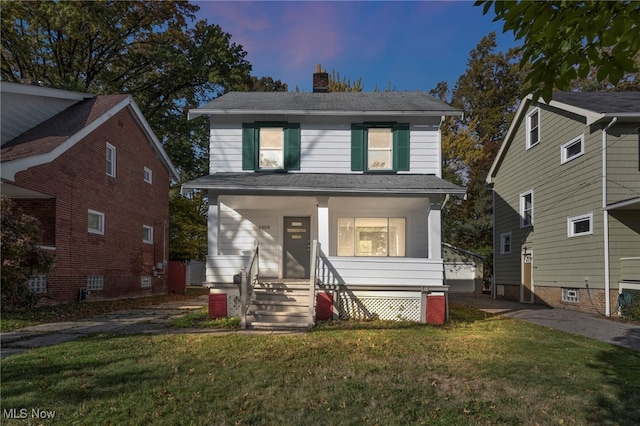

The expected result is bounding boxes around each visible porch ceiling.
[182,172,466,197]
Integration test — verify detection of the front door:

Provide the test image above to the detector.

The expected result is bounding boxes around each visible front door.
[522,253,534,303]
[283,216,311,279]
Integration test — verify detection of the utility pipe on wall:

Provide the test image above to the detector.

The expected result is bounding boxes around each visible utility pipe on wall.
[602,117,617,317]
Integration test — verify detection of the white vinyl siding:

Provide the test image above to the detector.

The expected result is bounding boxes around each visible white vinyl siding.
[209,123,441,174]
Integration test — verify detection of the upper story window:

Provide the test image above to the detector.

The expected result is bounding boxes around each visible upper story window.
[242,123,300,171]
[143,225,154,244]
[143,166,153,184]
[561,135,584,164]
[500,232,512,254]
[259,127,284,169]
[526,108,540,149]
[520,190,533,228]
[106,143,116,177]
[351,123,410,172]
[88,209,105,235]
[568,213,592,237]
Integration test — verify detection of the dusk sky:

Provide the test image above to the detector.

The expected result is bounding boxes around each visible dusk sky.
[194,1,522,93]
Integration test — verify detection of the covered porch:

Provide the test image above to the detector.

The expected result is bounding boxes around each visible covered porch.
[182,172,465,327]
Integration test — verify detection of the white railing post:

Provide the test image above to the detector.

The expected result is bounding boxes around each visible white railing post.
[309,240,319,326]
[239,267,247,330]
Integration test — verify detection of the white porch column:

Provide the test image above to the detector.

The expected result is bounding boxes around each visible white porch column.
[317,196,329,253]
[208,191,219,256]
[428,201,442,259]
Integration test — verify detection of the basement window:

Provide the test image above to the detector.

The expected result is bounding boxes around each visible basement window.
[28,275,48,294]
[562,288,580,303]
[86,275,104,291]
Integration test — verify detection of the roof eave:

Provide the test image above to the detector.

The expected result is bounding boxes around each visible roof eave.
[188,109,462,120]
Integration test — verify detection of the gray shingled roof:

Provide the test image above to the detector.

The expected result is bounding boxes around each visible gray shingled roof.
[182,172,465,196]
[191,92,461,117]
[553,91,640,115]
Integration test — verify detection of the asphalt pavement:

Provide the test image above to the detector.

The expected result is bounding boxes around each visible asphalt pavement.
[2,292,639,359]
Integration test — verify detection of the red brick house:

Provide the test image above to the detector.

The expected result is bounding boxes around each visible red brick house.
[1,82,178,304]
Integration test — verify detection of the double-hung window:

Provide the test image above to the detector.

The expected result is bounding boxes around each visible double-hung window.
[106,143,116,177]
[88,209,105,235]
[143,225,154,244]
[242,123,301,171]
[337,217,406,257]
[351,123,410,172]
[520,190,533,228]
[500,232,512,254]
[526,108,540,149]
[143,166,153,184]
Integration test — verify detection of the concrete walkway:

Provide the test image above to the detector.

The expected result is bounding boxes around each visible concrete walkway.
[3,293,639,359]
[449,293,640,352]
[0,295,211,359]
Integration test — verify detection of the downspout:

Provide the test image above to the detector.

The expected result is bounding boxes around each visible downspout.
[602,117,617,317]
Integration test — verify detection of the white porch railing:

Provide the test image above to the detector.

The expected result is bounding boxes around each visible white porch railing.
[239,243,259,330]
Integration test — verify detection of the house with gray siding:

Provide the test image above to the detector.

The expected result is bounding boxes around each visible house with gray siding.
[182,69,465,328]
[487,91,640,316]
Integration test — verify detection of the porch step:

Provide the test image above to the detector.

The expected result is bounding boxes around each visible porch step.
[249,321,312,330]
[250,300,308,313]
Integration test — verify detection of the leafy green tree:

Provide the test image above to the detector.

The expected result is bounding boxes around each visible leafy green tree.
[477,0,640,102]
[168,188,207,261]
[1,197,54,312]
[1,0,252,178]
[432,33,525,279]
[234,76,288,92]
[329,69,363,92]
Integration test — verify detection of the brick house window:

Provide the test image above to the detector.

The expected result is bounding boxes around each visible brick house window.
[28,275,48,293]
[106,143,116,177]
[141,275,152,288]
[143,225,154,244]
[144,166,153,184]
[86,275,104,291]
[88,209,105,235]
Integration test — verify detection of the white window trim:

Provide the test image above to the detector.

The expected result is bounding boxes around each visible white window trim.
[526,108,540,150]
[500,232,512,255]
[106,143,116,177]
[567,212,593,237]
[88,209,105,235]
[143,225,154,244]
[519,190,534,228]
[143,166,153,184]
[561,134,585,164]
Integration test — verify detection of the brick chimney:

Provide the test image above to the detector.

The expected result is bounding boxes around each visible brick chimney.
[313,64,329,93]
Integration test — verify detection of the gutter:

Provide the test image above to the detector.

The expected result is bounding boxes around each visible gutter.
[602,116,618,317]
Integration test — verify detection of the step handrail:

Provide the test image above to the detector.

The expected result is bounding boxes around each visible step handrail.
[240,242,259,329]
[309,240,320,326]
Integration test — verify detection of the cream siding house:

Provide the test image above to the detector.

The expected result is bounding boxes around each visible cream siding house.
[182,71,464,328]
[487,92,640,316]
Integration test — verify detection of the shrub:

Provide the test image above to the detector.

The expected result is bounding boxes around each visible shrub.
[1,197,54,312]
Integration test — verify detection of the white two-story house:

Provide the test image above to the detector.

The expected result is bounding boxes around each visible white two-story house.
[182,70,465,328]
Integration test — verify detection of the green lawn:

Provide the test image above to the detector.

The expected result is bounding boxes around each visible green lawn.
[1,305,639,425]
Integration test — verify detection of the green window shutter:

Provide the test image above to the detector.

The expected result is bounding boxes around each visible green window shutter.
[242,123,257,170]
[393,123,410,171]
[284,123,301,171]
[351,123,365,171]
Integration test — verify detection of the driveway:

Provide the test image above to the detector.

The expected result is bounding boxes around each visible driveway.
[450,293,640,352]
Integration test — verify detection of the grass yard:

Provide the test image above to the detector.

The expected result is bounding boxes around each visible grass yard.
[1,305,639,426]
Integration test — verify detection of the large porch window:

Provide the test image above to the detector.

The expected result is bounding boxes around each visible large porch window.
[337,217,406,256]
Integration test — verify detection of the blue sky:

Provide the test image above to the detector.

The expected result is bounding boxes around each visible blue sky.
[194,1,521,93]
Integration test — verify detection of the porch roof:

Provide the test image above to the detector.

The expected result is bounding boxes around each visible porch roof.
[182,172,465,196]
